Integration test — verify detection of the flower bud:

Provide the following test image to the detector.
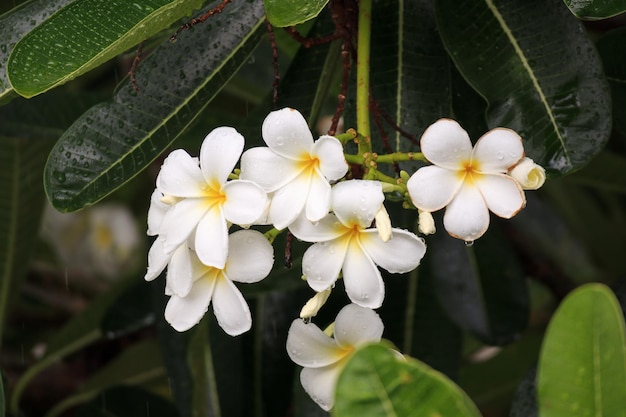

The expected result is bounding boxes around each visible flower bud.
[300,288,332,319]
[418,210,436,235]
[508,157,546,190]
[375,204,392,242]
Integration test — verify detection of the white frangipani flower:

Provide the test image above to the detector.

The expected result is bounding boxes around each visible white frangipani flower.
[286,304,384,411]
[156,127,267,269]
[240,108,348,230]
[508,156,546,190]
[289,180,426,309]
[165,230,274,335]
[407,119,526,242]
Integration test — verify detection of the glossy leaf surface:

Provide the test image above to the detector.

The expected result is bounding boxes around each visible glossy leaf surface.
[538,284,626,417]
[563,0,626,20]
[7,0,205,97]
[436,0,611,175]
[44,0,266,212]
[264,0,328,27]
[334,344,482,417]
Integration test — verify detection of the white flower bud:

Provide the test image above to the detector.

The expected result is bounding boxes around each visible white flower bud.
[418,210,436,235]
[300,288,332,319]
[508,157,546,190]
[375,204,392,242]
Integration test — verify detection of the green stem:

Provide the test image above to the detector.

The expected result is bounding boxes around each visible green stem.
[377,152,426,164]
[356,0,372,155]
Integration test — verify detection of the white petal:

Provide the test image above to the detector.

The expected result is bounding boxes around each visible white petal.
[476,173,526,218]
[211,276,251,336]
[199,127,244,185]
[406,165,464,212]
[156,150,205,197]
[302,238,350,292]
[225,230,274,283]
[194,206,228,269]
[268,172,310,230]
[166,244,194,297]
[472,128,524,173]
[508,157,546,190]
[289,213,346,242]
[360,229,426,274]
[332,180,383,229]
[160,198,207,253]
[286,319,346,368]
[420,119,472,169]
[262,108,314,159]
[145,237,170,281]
[147,189,168,236]
[165,276,215,332]
[306,173,331,222]
[342,240,385,308]
[300,361,345,411]
[333,304,384,348]
[443,183,490,241]
[312,135,348,181]
[240,147,301,192]
[222,180,268,225]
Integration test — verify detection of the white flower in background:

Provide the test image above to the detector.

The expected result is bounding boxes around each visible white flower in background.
[508,157,546,190]
[289,180,426,309]
[286,304,384,411]
[240,108,348,230]
[156,127,267,269]
[165,230,274,335]
[407,119,526,242]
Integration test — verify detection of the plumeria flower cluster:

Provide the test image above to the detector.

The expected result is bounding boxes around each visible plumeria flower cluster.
[145,109,545,410]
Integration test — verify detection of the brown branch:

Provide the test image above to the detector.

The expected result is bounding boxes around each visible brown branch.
[266,19,280,108]
[129,41,144,92]
[170,0,232,42]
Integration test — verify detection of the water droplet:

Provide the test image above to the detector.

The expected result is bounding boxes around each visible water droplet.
[53,170,66,183]
[496,151,504,160]
[465,240,474,247]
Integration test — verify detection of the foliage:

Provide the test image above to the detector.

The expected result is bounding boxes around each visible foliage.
[0,0,625,416]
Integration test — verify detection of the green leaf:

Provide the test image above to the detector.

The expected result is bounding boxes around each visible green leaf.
[596,27,626,137]
[187,318,221,417]
[7,0,205,98]
[0,368,5,417]
[264,0,329,27]
[101,280,155,339]
[537,283,626,417]
[76,386,179,417]
[429,222,529,345]
[44,0,267,212]
[436,0,611,175]
[0,0,74,103]
[563,0,626,20]
[566,151,626,194]
[334,344,482,417]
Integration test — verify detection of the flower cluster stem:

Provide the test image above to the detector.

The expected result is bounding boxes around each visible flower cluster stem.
[356,0,372,156]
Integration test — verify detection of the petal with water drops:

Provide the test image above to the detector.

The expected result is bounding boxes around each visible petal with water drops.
[211,276,252,336]
[476,174,525,218]
[165,276,216,332]
[443,184,490,241]
[287,319,346,368]
[407,165,463,212]
[157,150,205,198]
[262,108,314,159]
[342,240,385,308]
[225,230,274,284]
[360,229,426,274]
[312,135,348,181]
[332,180,384,229]
[420,119,472,170]
[199,127,244,185]
[472,128,524,173]
[333,304,384,348]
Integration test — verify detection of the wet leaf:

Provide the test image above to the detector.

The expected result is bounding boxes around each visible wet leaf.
[264,0,329,27]
[563,0,626,20]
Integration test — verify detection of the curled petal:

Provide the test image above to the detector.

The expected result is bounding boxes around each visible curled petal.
[194,206,228,269]
[420,119,472,169]
[312,135,348,181]
[343,240,385,308]
[262,108,313,159]
[200,127,244,185]
[407,165,463,212]
[160,199,208,254]
[289,213,346,243]
[472,128,524,173]
[508,157,546,190]
[287,319,346,368]
[240,147,300,192]
[306,173,332,222]
[333,304,384,348]
[303,238,350,292]
[166,243,194,297]
[443,184,490,241]
[145,237,170,281]
[165,277,216,332]
[225,230,274,283]
[332,180,384,229]
[211,276,252,336]
[476,174,526,218]
[300,362,345,411]
[157,150,205,197]
[360,229,426,274]
[268,172,310,230]
[222,180,267,225]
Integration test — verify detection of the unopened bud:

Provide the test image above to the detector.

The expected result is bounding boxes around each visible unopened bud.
[508,157,546,190]
[300,288,332,319]
[418,210,436,235]
[375,204,392,242]
[160,194,181,206]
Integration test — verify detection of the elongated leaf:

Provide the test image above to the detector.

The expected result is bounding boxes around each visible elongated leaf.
[429,222,528,345]
[45,0,266,212]
[8,0,205,98]
[0,0,74,103]
[76,386,179,417]
[334,344,482,417]
[264,0,328,27]
[187,318,221,417]
[563,0,626,20]
[537,284,626,417]
[436,0,611,175]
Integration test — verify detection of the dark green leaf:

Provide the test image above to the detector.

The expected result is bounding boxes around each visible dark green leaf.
[596,27,626,137]
[264,0,328,27]
[429,222,528,345]
[76,386,179,417]
[44,0,267,212]
[563,0,626,20]
[334,344,482,417]
[7,0,205,98]
[436,0,611,175]
[101,280,155,339]
[566,151,626,193]
[537,284,626,417]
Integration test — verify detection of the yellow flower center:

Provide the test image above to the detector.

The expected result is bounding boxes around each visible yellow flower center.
[298,154,320,174]
[458,159,482,185]
[201,180,227,208]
